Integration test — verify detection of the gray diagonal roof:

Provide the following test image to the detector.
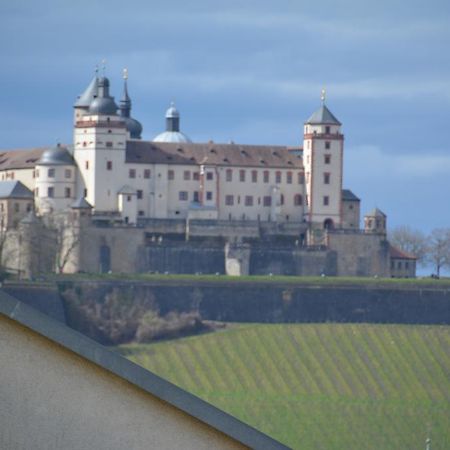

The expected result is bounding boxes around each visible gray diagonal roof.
[0,292,289,450]
[342,189,360,201]
[0,180,33,199]
[306,104,341,125]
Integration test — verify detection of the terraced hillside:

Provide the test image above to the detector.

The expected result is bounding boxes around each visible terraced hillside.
[119,324,450,449]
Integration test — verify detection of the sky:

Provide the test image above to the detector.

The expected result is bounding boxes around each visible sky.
[1,0,449,239]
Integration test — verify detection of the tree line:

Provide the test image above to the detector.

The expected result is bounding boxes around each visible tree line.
[389,226,450,277]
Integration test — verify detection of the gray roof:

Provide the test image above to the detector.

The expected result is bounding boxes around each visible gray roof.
[0,292,289,450]
[127,141,303,169]
[342,189,360,202]
[306,104,341,125]
[0,180,33,199]
[0,148,46,170]
[71,197,92,209]
[366,208,386,217]
[20,211,40,224]
[37,145,74,166]
[74,76,98,108]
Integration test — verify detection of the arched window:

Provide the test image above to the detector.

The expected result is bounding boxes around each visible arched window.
[294,194,303,206]
[280,194,284,205]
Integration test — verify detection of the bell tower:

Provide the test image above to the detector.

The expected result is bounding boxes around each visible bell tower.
[303,90,344,233]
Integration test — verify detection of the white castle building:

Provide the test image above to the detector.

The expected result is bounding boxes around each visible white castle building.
[0,72,416,277]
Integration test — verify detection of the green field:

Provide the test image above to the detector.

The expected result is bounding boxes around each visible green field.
[119,323,450,449]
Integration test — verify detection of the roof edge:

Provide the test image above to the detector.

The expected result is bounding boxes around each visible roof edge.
[0,292,289,450]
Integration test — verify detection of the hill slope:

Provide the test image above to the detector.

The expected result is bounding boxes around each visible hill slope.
[119,324,450,449]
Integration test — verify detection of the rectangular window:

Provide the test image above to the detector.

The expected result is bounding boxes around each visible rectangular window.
[179,191,188,201]
[168,170,174,180]
[65,169,72,178]
[184,170,191,181]
[193,172,200,181]
[286,171,292,184]
[323,195,329,206]
[275,171,281,183]
[324,173,330,184]
[107,161,112,171]
[48,187,54,198]
[85,161,89,170]
[206,191,213,201]
[144,169,151,179]
[127,195,131,202]
[251,170,258,183]
[48,168,55,178]
[26,203,32,212]
[239,170,246,182]
[325,126,331,134]
[129,169,136,178]
[65,187,71,198]
[14,203,19,212]
[297,172,304,184]
[325,141,331,149]
[263,170,269,183]
[138,210,145,217]
[137,190,143,199]
[193,191,199,202]
[106,142,113,148]
[263,196,271,207]
[206,172,213,181]
[324,154,331,164]
[225,195,234,206]
[226,169,233,182]
[32,170,36,179]
[245,195,253,206]
[84,188,88,197]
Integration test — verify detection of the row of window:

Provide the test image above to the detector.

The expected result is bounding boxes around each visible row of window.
[33,168,73,179]
[0,202,32,213]
[34,187,72,198]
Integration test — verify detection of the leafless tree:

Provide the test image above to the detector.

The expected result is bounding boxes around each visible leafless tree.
[389,225,427,265]
[427,228,450,277]
[47,212,81,273]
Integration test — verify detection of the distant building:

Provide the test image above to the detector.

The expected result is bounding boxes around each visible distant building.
[0,72,416,277]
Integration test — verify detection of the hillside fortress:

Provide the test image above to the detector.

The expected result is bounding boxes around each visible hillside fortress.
[0,71,416,278]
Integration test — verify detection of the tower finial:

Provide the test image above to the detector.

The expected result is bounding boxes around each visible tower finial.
[95,64,99,77]
[101,59,107,76]
[321,88,326,104]
[123,68,128,80]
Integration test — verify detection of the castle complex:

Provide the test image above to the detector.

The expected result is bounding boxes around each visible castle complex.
[0,71,416,278]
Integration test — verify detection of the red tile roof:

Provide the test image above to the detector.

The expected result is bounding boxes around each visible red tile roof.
[389,245,417,260]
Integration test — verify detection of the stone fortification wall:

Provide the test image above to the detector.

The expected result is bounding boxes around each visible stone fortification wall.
[52,279,450,344]
[327,231,390,277]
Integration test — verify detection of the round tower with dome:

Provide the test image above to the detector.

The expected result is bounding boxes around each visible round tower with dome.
[35,144,76,214]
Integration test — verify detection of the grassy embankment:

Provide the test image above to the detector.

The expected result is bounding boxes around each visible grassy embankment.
[44,272,450,287]
[119,323,450,450]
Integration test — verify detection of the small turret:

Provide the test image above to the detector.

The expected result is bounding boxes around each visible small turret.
[118,69,143,139]
[364,208,387,234]
[153,102,192,143]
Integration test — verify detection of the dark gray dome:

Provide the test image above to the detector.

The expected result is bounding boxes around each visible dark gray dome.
[88,76,118,115]
[89,97,118,115]
[37,144,74,166]
[124,117,143,139]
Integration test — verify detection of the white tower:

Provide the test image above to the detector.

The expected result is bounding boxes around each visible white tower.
[303,90,344,231]
[73,76,128,212]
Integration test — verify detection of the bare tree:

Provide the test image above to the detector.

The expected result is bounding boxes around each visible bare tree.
[389,225,427,265]
[46,212,81,273]
[427,228,450,277]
